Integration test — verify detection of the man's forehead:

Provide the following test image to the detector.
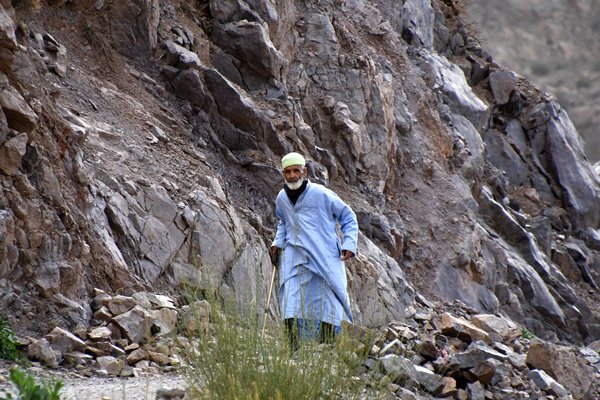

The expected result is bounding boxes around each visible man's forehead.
[283,165,304,172]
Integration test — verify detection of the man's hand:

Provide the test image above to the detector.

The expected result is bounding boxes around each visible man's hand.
[341,250,354,261]
[270,246,281,266]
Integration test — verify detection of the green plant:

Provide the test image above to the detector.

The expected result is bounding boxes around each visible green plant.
[520,327,535,340]
[182,293,382,400]
[0,315,23,363]
[1,368,63,400]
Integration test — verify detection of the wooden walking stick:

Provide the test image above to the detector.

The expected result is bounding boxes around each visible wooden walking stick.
[261,266,277,338]
[262,248,280,338]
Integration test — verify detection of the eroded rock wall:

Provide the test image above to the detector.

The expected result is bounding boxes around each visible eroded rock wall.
[0,0,599,344]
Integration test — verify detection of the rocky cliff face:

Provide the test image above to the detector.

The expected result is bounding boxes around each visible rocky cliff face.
[468,0,600,162]
[1,0,599,348]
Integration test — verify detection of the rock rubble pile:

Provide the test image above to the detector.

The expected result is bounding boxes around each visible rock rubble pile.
[23,289,210,379]
[12,290,600,399]
[360,299,600,399]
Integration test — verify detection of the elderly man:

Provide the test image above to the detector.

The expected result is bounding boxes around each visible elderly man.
[271,152,358,350]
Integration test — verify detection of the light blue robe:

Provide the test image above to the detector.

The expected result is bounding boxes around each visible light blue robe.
[272,181,358,328]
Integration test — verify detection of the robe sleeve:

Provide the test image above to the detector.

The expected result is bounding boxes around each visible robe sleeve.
[272,193,287,249]
[330,192,358,254]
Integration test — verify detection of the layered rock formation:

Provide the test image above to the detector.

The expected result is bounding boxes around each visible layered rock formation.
[1,0,600,366]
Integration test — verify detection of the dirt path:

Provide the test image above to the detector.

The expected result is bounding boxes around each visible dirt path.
[59,375,187,400]
[0,366,188,400]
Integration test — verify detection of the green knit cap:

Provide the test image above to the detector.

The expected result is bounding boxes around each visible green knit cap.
[281,152,305,170]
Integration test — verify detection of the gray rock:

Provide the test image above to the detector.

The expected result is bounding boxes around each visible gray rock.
[202,68,286,153]
[398,0,435,49]
[92,306,113,322]
[63,351,94,367]
[489,69,517,105]
[0,4,16,50]
[132,292,176,310]
[212,20,284,81]
[155,387,186,400]
[413,364,445,394]
[544,101,600,229]
[151,308,178,336]
[467,381,486,400]
[184,187,245,288]
[450,113,485,179]
[45,326,87,355]
[164,40,202,70]
[526,338,595,398]
[483,128,530,186]
[209,0,260,24]
[138,218,176,283]
[178,300,211,336]
[441,313,491,344]
[3,0,600,380]
[51,294,92,328]
[379,339,404,356]
[0,132,27,175]
[471,314,517,343]
[351,236,413,326]
[448,340,509,370]
[150,126,168,142]
[477,186,567,324]
[0,108,7,144]
[97,355,124,376]
[0,86,38,132]
[380,354,417,387]
[210,46,245,87]
[28,338,59,368]
[228,235,274,316]
[108,295,136,316]
[88,326,112,341]
[304,13,340,65]
[421,52,488,127]
[33,261,61,298]
[581,228,600,252]
[529,369,570,398]
[113,305,155,344]
[171,69,208,108]
[127,348,148,365]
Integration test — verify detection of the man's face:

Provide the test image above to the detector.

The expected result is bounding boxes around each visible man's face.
[283,165,306,189]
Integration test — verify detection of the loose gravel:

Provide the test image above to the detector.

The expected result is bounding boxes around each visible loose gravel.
[0,364,188,400]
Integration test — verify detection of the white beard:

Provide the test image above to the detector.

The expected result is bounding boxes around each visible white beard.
[286,179,304,190]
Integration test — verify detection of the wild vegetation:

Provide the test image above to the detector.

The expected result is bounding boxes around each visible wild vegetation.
[0,369,63,400]
[183,294,380,400]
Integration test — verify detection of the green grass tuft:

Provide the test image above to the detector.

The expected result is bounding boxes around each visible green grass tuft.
[520,327,535,340]
[182,293,383,400]
[0,315,25,363]
[1,368,63,400]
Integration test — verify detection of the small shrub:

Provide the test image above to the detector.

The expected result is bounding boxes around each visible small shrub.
[1,368,63,400]
[520,327,535,340]
[183,293,383,400]
[0,315,22,363]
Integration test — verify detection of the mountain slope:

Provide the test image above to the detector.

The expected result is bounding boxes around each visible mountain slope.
[0,0,599,350]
